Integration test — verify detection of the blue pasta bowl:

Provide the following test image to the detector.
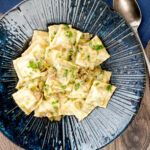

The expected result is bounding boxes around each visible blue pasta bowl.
[0,0,146,149]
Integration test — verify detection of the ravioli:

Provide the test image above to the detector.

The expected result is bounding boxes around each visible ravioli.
[75,36,110,69]
[23,31,49,56]
[60,98,87,121]
[34,95,61,117]
[68,76,93,98]
[54,60,79,85]
[50,24,82,50]
[13,88,42,115]
[88,66,112,83]
[78,33,92,45]
[86,81,116,108]
[13,24,116,121]
[48,25,60,43]
[31,30,49,44]
[13,53,41,80]
[22,42,47,58]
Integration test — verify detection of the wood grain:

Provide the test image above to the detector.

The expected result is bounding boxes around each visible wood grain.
[0,13,150,150]
[103,42,150,150]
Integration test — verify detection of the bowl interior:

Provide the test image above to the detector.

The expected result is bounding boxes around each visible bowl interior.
[0,0,146,149]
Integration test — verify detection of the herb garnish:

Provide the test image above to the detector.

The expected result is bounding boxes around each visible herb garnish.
[106,85,112,91]
[65,31,73,37]
[28,60,38,70]
[89,41,104,51]
[52,99,59,104]
[64,25,69,29]
[61,85,67,90]
[87,55,90,61]
[63,69,69,77]
[75,83,80,90]
[53,106,58,112]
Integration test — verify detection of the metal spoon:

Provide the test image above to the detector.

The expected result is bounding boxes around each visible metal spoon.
[113,0,150,76]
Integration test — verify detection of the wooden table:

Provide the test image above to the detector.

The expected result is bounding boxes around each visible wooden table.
[0,14,150,150]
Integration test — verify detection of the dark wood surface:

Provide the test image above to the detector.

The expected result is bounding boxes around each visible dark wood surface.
[0,14,150,150]
[102,41,150,150]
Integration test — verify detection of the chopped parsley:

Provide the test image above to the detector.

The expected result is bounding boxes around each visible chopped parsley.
[70,66,76,72]
[101,70,104,74]
[81,34,85,39]
[45,84,49,90]
[53,66,56,70]
[93,44,104,51]
[30,79,34,83]
[76,49,80,53]
[71,74,76,79]
[89,41,92,47]
[49,117,54,121]
[95,83,100,86]
[65,31,73,37]
[64,25,69,29]
[38,61,44,67]
[68,55,73,61]
[49,93,52,96]
[61,85,67,90]
[40,49,45,55]
[63,69,69,77]
[68,48,74,61]
[106,85,112,92]
[53,106,58,112]
[70,81,75,84]
[75,83,80,91]
[28,60,38,70]
[73,41,76,45]
[54,31,57,35]
[52,99,59,104]
[69,48,73,53]
[87,55,90,61]
[89,41,104,51]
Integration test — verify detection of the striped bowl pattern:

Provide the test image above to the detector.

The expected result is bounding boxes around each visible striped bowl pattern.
[0,0,146,149]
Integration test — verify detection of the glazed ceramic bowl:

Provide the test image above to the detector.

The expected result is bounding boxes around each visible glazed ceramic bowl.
[0,0,146,149]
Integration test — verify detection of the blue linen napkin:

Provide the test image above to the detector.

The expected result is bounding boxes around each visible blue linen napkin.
[0,0,149,48]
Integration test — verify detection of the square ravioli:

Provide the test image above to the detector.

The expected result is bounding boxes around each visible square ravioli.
[23,31,49,57]
[78,33,92,45]
[12,24,115,122]
[13,53,41,80]
[15,72,47,91]
[45,47,76,65]
[75,36,110,69]
[45,49,61,66]
[68,76,93,98]
[60,98,88,121]
[88,66,112,83]
[22,42,47,58]
[89,36,110,65]
[34,95,61,117]
[13,88,41,115]
[50,24,82,50]
[75,45,98,69]
[54,60,79,85]
[48,25,60,42]
[86,80,116,108]
[31,30,49,45]
[44,76,73,95]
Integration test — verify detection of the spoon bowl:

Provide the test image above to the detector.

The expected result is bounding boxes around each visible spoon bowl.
[114,0,142,28]
[113,0,150,76]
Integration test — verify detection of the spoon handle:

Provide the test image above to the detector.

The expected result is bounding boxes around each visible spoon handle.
[134,28,150,76]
